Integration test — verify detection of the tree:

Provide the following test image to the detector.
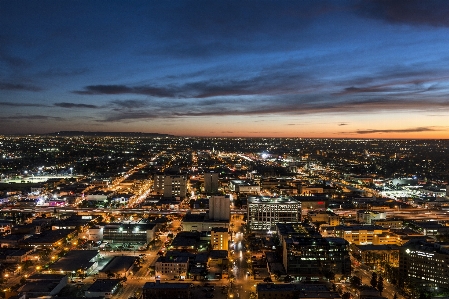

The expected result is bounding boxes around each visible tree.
[370,272,378,289]
[342,292,351,299]
[350,276,361,288]
[377,275,384,294]
[283,275,294,283]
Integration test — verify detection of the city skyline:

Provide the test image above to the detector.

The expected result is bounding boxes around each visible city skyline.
[1,1,449,138]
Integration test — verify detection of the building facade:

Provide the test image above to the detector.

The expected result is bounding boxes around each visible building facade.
[103,223,156,244]
[154,173,187,198]
[211,227,229,251]
[333,225,389,245]
[209,195,230,221]
[399,240,449,291]
[247,196,301,232]
[282,236,351,279]
[204,172,219,193]
[155,256,189,280]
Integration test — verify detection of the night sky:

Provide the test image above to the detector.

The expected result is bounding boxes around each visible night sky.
[1,1,449,138]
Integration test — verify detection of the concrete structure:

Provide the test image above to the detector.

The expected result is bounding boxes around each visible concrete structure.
[292,196,328,213]
[182,213,230,232]
[247,196,301,232]
[298,185,324,195]
[356,210,387,224]
[18,274,68,298]
[209,195,230,221]
[204,172,219,193]
[99,256,137,278]
[308,210,340,226]
[85,279,121,298]
[372,220,403,229]
[0,248,33,263]
[143,281,191,299]
[282,236,351,279]
[49,250,99,277]
[399,239,449,291]
[211,227,229,250]
[155,256,189,280]
[229,179,260,194]
[332,225,389,245]
[103,223,156,244]
[154,173,188,198]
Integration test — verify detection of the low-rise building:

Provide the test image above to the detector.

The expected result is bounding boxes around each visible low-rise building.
[357,210,386,224]
[308,211,340,226]
[372,220,403,229]
[211,227,229,250]
[155,256,189,280]
[85,279,121,298]
[333,225,389,245]
[181,213,229,232]
[229,180,260,194]
[103,223,156,244]
[49,250,99,277]
[18,274,68,299]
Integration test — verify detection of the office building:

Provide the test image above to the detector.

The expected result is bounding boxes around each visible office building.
[154,173,187,199]
[282,236,351,279]
[209,195,230,221]
[204,172,219,193]
[399,239,449,291]
[247,196,301,232]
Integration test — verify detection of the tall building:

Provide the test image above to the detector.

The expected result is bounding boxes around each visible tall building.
[209,195,230,221]
[399,239,449,291]
[211,227,229,250]
[247,196,301,232]
[204,172,219,193]
[282,236,351,279]
[153,173,187,199]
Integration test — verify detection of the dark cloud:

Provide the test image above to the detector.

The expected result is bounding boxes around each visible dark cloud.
[353,127,440,134]
[0,82,43,92]
[73,85,176,97]
[54,102,99,109]
[355,0,449,27]
[338,123,348,126]
[98,95,449,123]
[0,114,63,121]
[38,68,89,77]
[110,99,148,109]
[101,111,160,122]
[0,101,46,107]
[73,68,313,99]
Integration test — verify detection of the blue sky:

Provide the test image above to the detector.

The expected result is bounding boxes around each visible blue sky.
[1,0,449,138]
